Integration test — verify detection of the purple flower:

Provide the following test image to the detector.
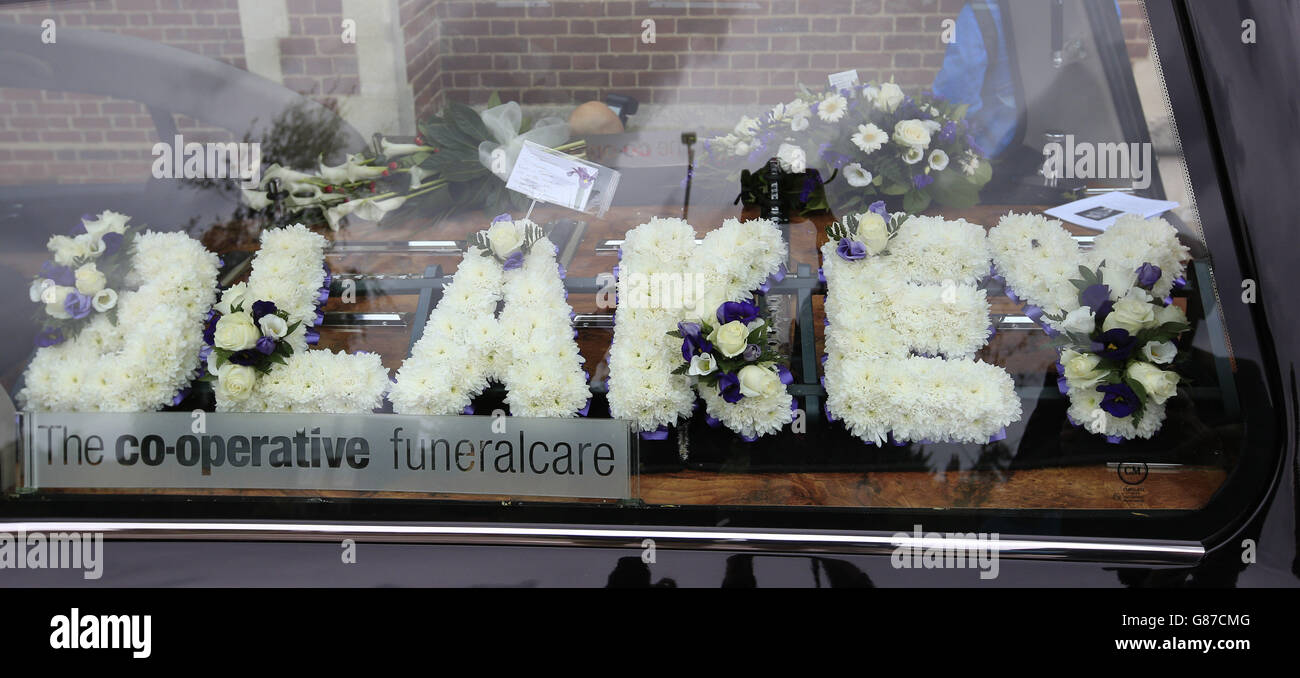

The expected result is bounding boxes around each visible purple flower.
[502,251,524,271]
[305,328,320,345]
[39,261,74,287]
[202,311,220,345]
[717,299,760,325]
[35,327,64,348]
[255,335,276,355]
[1079,283,1112,311]
[718,372,744,403]
[1135,263,1162,290]
[1091,328,1136,361]
[836,237,867,261]
[678,321,712,361]
[63,291,93,320]
[1098,383,1139,418]
[742,344,761,362]
[912,173,934,190]
[100,231,124,257]
[491,213,512,224]
[198,344,213,364]
[251,300,278,322]
[867,200,888,219]
[937,121,957,143]
[776,364,794,385]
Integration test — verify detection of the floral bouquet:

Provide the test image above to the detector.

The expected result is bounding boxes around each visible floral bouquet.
[668,296,792,407]
[825,200,908,260]
[469,213,545,269]
[703,80,992,217]
[199,292,303,383]
[29,211,135,347]
[1044,263,1190,441]
[242,93,583,231]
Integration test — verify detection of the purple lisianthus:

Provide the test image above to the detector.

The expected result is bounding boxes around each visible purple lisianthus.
[63,291,93,320]
[1098,383,1139,418]
[937,120,957,143]
[491,213,512,224]
[836,237,867,261]
[35,327,64,348]
[198,344,213,364]
[305,328,320,345]
[100,231,124,257]
[867,200,888,219]
[1091,328,1136,361]
[202,310,220,345]
[39,261,75,287]
[1135,262,1162,290]
[227,349,261,366]
[251,300,278,322]
[502,251,524,271]
[1079,283,1112,311]
[717,299,761,325]
[742,344,761,362]
[718,372,744,403]
[912,173,934,190]
[678,321,712,361]
[255,335,276,355]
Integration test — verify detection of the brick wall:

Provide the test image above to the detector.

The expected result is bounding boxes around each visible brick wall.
[0,0,1154,185]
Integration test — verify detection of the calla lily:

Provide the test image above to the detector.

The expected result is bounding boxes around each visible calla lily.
[381,138,434,158]
[408,165,429,191]
[325,196,406,231]
[476,102,570,180]
[259,164,318,189]
[319,153,386,184]
[241,189,272,210]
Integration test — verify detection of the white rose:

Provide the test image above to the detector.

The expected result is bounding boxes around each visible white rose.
[688,353,716,376]
[790,115,809,132]
[893,119,932,149]
[215,283,249,315]
[29,278,53,303]
[48,235,89,267]
[258,314,289,339]
[42,285,73,319]
[927,149,949,171]
[733,141,751,156]
[1063,350,1108,389]
[91,288,118,312]
[708,320,750,358]
[1102,296,1157,334]
[1141,340,1177,365]
[74,263,107,295]
[776,143,806,174]
[1061,306,1097,334]
[875,82,904,112]
[486,221,524,259]
[216,363,258,402]
[856,211,890,255]
[1155,303,1187,327]
[1126,361,1179,404]
[738,364,783,398]
[213,312,261,351]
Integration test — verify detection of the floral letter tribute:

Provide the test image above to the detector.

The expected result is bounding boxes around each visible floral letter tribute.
[990,213,1192,441]
[204,224,390,413]
[821,204,1021,445]
[389,215,591,418]
[20,212,220,411]
[608,217,792,440]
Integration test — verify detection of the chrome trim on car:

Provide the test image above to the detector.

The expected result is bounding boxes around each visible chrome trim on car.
[0,520,1204,564]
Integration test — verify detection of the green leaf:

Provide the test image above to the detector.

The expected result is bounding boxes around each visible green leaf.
[666,330,682,339]
[930,169,979,208]
[881,182,910,196]
[902,188,931,215]
[448,102,491,142]
[486,90,502,109]
[670,364,690,375]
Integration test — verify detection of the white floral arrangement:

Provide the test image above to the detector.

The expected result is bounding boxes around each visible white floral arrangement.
[206,223,390,413]
[27,210,136,347]
[821,209,1020,445]
[390,215,590,418]
[19,228,220,411]
[988,212,1193,441]
[608,217,792,439]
